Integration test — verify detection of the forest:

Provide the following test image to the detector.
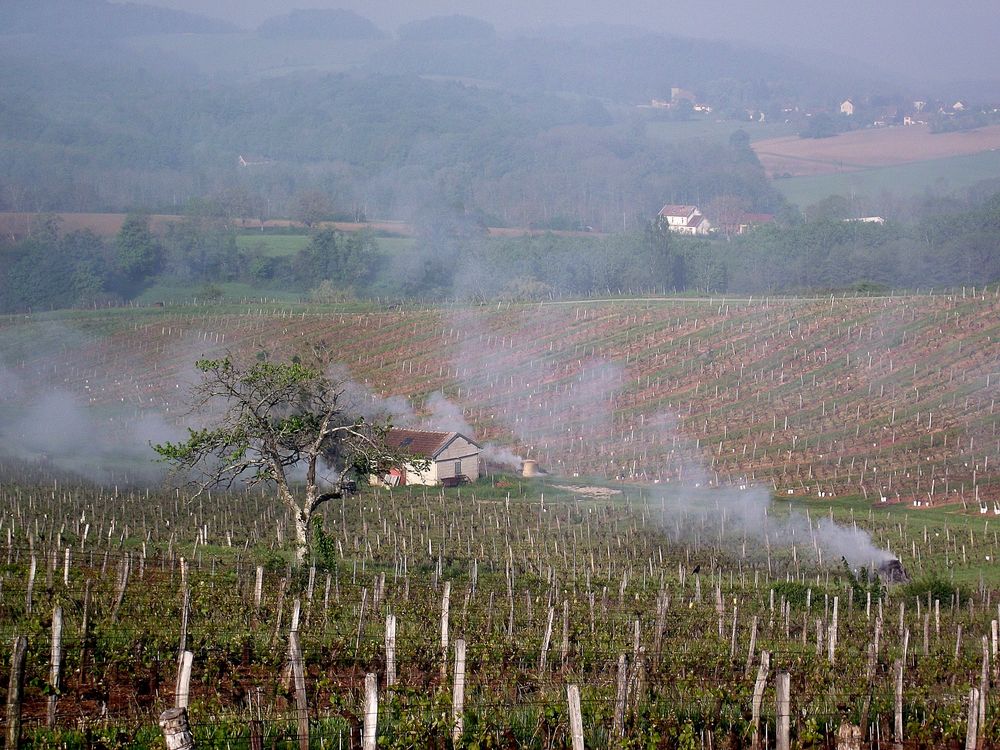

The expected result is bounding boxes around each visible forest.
[0,0,880,229]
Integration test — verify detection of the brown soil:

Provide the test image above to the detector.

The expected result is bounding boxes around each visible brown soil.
[753,123,1000,177]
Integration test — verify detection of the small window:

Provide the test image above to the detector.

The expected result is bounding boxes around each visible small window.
[454,461,462,477]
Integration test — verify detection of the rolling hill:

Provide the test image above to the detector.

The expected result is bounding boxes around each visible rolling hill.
[1,292,996,505]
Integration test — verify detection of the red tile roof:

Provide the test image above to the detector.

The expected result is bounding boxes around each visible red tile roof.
[658,204,698,218]
[385,428,479,458]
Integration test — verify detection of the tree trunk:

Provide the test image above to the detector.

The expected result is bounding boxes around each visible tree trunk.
[294,510,309,565]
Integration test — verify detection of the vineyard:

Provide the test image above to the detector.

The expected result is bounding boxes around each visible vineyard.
[1,468,1000,747]
[1,291,997,504]
[0,291,999,747]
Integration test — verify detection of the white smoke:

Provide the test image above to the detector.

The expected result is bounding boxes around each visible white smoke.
[423,391,524,470]
[654,411,894,569]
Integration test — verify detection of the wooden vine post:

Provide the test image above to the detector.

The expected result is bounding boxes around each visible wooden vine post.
[176,650,194,708]
[440,581,451,680]
[613,653,628,737]
[289,631,309,750]
[966,687,981,750]
[893,659,904,750]
[363,673,378,750]
[452,638,466,746]
[751,651,770,750]
[6,635,27,749]
[776,671,790,750]
[47,606,63,729]
[567,684,585,750]
[159,707,196,750]
[539,606,555,674]
[385,613,397,687]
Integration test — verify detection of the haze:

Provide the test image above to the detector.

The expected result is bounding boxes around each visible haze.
[131,0,1000,84]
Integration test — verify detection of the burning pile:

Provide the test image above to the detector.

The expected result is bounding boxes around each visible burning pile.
[877,558,910,584]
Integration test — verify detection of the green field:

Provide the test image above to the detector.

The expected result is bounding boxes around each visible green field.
[235,234,311,257]
[774,149,1000,206]
[133,281,303,305]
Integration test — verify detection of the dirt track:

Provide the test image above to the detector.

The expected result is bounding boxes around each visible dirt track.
[753,123,1000,177]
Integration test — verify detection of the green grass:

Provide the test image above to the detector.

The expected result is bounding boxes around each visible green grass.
[774,149,1000,206]
[787,494,1000,587]
[133,281,302,305]
[235,234,311,257]
[375,236,417,256]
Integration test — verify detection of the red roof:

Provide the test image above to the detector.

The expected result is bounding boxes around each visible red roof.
[385,428,479,458]
[658,204,698,219]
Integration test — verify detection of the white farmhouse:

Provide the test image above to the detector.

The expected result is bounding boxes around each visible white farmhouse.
[376,428,481,487]
[657,204,712,236]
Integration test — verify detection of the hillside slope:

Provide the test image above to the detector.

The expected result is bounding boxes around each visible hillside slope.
[1,292,997,503]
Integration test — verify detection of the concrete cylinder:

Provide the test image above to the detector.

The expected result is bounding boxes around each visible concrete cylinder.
[522,459,538,478]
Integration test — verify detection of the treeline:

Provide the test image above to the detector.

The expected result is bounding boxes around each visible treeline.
[0,216,380,313]
[0,47,784,230]
[0,2,856,230]
[3,192,998,313]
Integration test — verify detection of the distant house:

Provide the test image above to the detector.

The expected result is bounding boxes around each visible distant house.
[238,154,273,167]
[375,428,481,487]
[840,99,855,116]
[953,101,967,112]
[844,216,886,225]
[657,204,712,236]
[874,106,899,127]
[719,212,775,237]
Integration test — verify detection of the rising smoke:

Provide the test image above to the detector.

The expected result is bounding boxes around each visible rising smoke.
[0,368,184,484]
[652,411,896,569]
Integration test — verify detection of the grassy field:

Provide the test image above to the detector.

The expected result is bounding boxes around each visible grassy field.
[133,280,303,305]
[773,149,1000,206]
[235,233,311,257]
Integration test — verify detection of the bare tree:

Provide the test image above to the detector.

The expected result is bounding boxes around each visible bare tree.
[705,194,750,240]
[154,355,406,563]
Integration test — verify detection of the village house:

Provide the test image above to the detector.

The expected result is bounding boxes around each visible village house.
[840,99,855,116]
[844,216,886,225]
[718,212,775,237]
[657,204,712,236]
[237,154,273,167]
[374,428,481,487]
[873,106,899,127]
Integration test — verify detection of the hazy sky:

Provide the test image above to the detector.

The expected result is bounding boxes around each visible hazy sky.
[135,0,999,84]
